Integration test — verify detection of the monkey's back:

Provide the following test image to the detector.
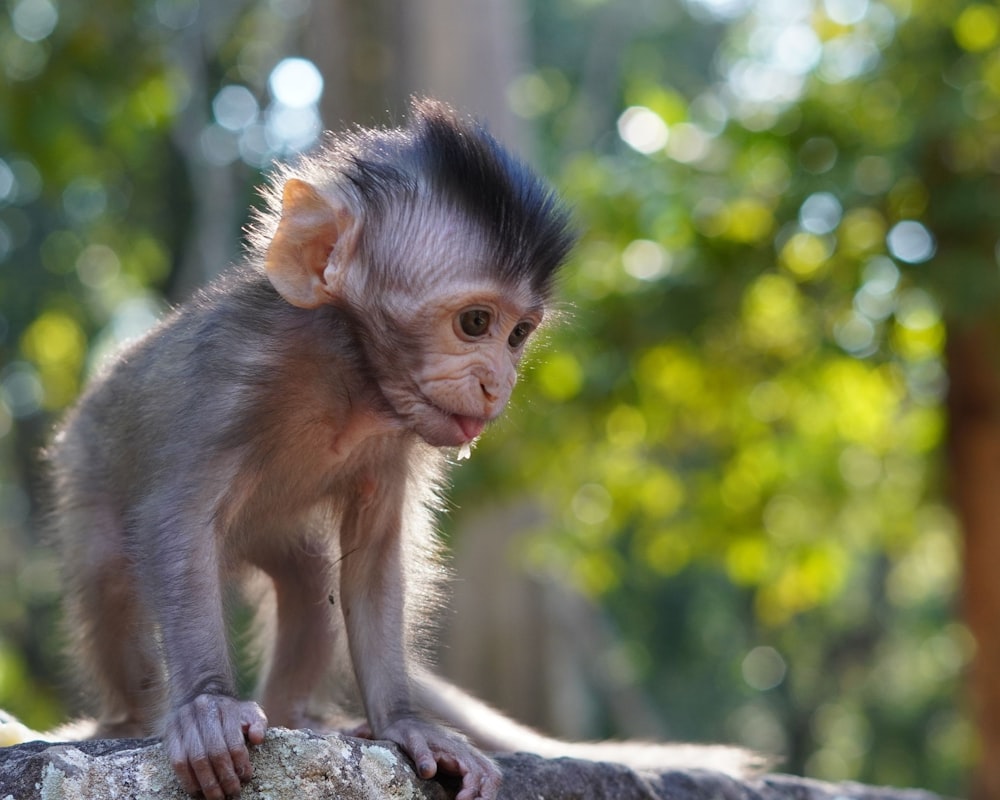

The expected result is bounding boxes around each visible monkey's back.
[46,266,401,548]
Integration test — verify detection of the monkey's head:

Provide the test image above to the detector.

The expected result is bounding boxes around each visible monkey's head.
[258,99,575,449]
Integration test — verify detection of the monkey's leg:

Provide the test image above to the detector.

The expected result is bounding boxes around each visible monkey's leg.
[60,503,163,737]
[134,498,267,800]
[339,472,502,800]
[253,539,339,730]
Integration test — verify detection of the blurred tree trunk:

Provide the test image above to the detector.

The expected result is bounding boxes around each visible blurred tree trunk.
[165,1,252,299]
[303,0,529,153]
[301,0,402,128]
[946,321,1000,800]
[443,505,669,741]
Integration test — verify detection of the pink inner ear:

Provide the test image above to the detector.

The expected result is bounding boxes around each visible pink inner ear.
[264,179,346,308]
[282,179,336,225]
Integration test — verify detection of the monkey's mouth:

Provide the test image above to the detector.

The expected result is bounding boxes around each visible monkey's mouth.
[401,387,491,447]
[414,398,488,447]
[451,414,486,442]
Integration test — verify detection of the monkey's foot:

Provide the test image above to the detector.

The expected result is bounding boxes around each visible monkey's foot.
[380,717,502,800]
[163,694,267,800]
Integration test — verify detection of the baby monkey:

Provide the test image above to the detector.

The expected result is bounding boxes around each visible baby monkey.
[47,99,760,800]
[48,99,573,800]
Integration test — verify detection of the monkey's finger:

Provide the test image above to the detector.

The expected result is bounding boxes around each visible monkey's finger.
[165,729,201,797]
[227,708,265,783]
[173,761,202,797]
[479,763,503,800]
[415,753,438,779]
[195,704,244,798]
[240,704,268,747]
[452,755,501,800]
[454,777,485,800]
[224,725,254,784]
[188,747,229,800]
[403,734,438,780]
[433,750,463,775]
[455,768,500,800]
[176,722,228,800]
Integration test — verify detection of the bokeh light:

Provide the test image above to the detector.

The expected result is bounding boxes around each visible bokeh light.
[11,0,58,42]
[0,160,16,204]
[617,106,669,155]
[212,85,259,132]
[887,221,936,264]
[622,239,671,281]
[799,192,843,235]
[268,57,324,108]
[741,646,787,691]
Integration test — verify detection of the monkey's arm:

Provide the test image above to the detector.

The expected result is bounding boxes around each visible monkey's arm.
[139,492,267,800]
[338,467,501,800]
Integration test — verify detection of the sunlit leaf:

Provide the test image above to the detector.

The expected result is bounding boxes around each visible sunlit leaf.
[535,351,584,401]
[953,5,1000,53]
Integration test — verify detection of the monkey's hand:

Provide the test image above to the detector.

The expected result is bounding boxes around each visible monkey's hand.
[381,716,502,800]
[163,694,268,800]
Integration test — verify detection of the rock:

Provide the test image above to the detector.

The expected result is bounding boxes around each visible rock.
[0,729,946,800]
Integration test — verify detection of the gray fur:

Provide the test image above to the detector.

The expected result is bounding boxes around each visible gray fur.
[46,100,576,800]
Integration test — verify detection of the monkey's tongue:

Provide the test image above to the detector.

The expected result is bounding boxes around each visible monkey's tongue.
[453,414,486,442]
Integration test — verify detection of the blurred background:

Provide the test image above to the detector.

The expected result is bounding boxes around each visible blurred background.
[1,0,998,796]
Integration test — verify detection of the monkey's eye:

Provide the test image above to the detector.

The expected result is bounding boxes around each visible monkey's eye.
[508,321,533,349]
[458,309,492,338]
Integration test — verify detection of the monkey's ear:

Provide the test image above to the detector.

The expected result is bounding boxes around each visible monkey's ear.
[264,178,357,308]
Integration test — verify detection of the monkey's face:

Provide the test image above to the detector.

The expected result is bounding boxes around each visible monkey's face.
[260,177,558,451]
[374,283,543,449]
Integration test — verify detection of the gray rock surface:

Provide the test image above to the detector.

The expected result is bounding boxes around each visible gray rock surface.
[0,729,946,800]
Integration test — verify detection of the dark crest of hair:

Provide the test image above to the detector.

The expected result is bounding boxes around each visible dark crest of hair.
[342,98,575,296]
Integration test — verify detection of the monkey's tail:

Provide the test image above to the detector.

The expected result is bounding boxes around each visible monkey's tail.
[413,670,768,776]
[0,708,101,745]
[0,709,40,746]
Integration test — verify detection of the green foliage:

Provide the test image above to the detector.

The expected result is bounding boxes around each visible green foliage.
[0,0,291,734]
[0,1,161,736]
[454,0,998,792]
